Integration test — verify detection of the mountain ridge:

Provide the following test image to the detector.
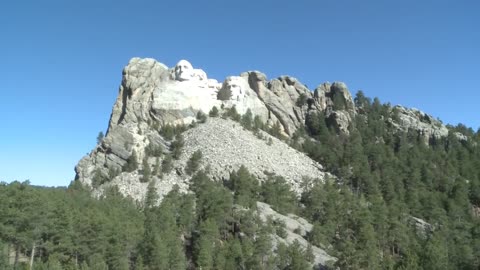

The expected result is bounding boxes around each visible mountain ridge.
[75,57,466,201]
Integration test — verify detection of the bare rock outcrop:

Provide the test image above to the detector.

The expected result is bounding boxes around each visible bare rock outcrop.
[313,82,356,134]
[389,106,449,144]
[76,58,335,195]
[241,71,313,136]
[75,57,458,203]
[256,202,336,268]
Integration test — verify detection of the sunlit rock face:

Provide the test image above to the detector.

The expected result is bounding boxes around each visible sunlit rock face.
[241,71,315,136]
[173,59,194,81]
[76,57,456,204]
[219,76,269,121]
[76,58,322,191]
[152,60,221,125]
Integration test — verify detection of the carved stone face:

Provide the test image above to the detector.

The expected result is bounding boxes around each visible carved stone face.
[174,60,194,81]
[223,77,245,101]
[192,69,207,81]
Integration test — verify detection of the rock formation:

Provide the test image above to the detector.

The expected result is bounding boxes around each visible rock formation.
[76,57,460,201]
[76,58,335,200]
[313,82,356,134]
[256,202,336,267]
[387,106,468,144]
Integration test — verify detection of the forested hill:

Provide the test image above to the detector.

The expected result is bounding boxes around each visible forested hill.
[1,90,480,269]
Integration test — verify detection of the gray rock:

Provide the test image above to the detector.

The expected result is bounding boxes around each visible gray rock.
[389,106,449,144]
[76,58,332,193]
[241,72,313,136]
[312,81,356,134]
[76,57,457,207]
[410,216,433,236]
[256,202,336,268]
[179,118,327,194]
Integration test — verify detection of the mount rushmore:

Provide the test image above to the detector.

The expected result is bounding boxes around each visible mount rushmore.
[75,58,455,202]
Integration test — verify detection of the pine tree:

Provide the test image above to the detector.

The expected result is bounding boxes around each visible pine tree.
[253,115,264,131]
[123,150,139,172]
[186,150,202,175]
[422,232,449,270]
[227,166,259,208]
[161,154,173,173]
[141,157,151,182]
[97,131,105,145]
[261,175,297,214]
[241,109,253,130]
[153,157,161,176]
[134,257,145,270]
[209,106,219,117]
[287,240,310,270]
[195,219,219,270]
[217,86,232,100]
[296,93,308,107]
[0,240,7,269]
[196,110,207,123]
[170,134,185,159]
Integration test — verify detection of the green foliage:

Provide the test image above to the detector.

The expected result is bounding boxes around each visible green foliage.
[296,90,480,270]
[140,157,151,183]
[159,124,187,141]
[0,169,374,270]
[0,240,7,269]
[268,121,285,140]
[196,110,207,123]
[186,150,203,175]
[226,166,259,208]
[305,111,329,139]
[0,181,143,270]
[144,142,163,157]
[253,115,264,131]
[332,92,347,110]
[92,168,109,188]
[296,93,308,107]
[96,131,104,145]
[161,154,173,174]
[209,106,219,117]
[170,134,184,160]
[153,157,161,176]
[354,90,371,110]
[273,219,288,238]
[123,149,139,172]
[261,174,298,214]
[217,86,232,100]
[241,109,253,130]
[223,106,241,122]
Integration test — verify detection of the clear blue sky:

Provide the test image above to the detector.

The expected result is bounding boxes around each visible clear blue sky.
[1,0,479,187]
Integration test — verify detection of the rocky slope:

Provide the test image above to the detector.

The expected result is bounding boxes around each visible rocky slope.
[91,118,328,201]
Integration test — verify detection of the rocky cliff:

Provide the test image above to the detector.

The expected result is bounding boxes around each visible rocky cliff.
[76,58,341,201]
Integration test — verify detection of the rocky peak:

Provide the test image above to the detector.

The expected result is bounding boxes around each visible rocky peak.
[76,57,459,202]
[75,58,335,200]
[388,106,450,144]
[312,82,356,134]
